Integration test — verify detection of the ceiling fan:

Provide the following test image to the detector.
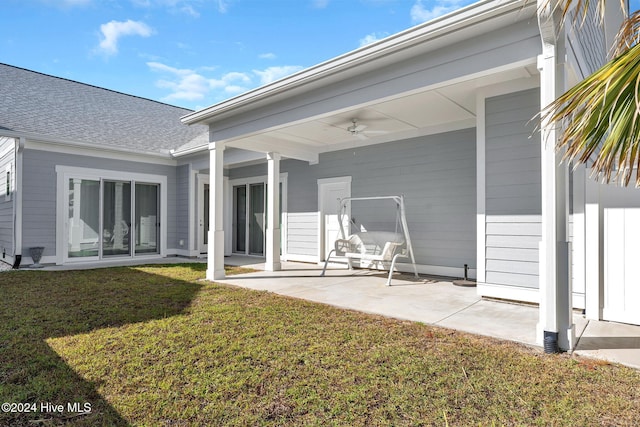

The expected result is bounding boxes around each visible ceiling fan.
[347,119,387,140]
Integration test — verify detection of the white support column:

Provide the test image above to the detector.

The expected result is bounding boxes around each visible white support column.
[584,175,603,320]
[475,90,487,286]
[207,141,225,281]
[265,152,281,271]
[537,36,575,351]
[571,164,586,309]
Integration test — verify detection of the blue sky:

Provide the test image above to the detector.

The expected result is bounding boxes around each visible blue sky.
[1,0,638,111]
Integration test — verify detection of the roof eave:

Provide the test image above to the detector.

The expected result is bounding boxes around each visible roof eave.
[0,129,174,159]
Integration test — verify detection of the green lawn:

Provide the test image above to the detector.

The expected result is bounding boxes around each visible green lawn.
[1,264,639,426]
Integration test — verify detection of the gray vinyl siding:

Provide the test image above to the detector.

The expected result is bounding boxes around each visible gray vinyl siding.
[569,4,606,76]
[21,149,177,259]
[229,128,476,269]
[485,88,541,289]
[287,213,318,257]
[175,164,190,251]
[0,137,15,262]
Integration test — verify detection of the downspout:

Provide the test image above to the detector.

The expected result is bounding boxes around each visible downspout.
[12,136,24,268]
[537,0,574,352]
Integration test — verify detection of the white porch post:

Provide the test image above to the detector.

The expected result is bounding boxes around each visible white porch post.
[584,175,603,320]
[207,141,226,281]
[265,152,281,271]
[537,2,574,351]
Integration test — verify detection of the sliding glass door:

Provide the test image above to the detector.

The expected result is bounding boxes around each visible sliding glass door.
[233,185,247,253]
[248,183,265,255]
[66,177,160,260]
[68,179,100,258]
[135,183,159,254]
[103,180,131,257]
[232,181,283,256]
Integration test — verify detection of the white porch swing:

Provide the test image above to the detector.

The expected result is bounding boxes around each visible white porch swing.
[321,195,418,286]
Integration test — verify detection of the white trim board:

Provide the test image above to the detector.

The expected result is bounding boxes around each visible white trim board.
[27,140,176,166]
[477,282,539,304]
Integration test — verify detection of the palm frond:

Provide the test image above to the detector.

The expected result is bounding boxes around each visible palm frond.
[543,42,640,186]
[538,0,626,26]
[612,9,640,57]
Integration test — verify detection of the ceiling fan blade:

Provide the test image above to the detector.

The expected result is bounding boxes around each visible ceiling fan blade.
[363,130,387,135]
[356,133,368,140]
[354,124,367,132]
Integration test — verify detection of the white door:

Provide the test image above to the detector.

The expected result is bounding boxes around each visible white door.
[198,175,210,254]
[318,177,351,261]
[603,207,640,325]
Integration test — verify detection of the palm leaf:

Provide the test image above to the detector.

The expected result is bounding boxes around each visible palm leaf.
[539,0,640,186]
[543,41,640,185]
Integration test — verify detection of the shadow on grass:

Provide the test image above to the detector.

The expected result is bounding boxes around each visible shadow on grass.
[0,266,203,426]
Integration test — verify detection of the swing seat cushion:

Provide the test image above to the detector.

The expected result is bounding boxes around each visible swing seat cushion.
[335,231,405,261]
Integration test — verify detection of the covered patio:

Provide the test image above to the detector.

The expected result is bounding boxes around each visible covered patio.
[178,0,626,353]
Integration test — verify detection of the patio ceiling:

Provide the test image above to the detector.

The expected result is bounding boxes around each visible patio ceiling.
[221,63,539,165]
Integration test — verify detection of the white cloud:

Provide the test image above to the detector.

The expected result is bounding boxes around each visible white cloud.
[410,0,470,24]
[253,66,304,86]
[130,0,216,17]
[147,62,251,102]
[148,62,304,105]
[40,0,91,6]
[148,62,208,101]
[312,0,329,8]
[97,20,153,56]
[217,0,230,13]
[180,4,200,17]
[359,32,388,47]
[259,52,277,60]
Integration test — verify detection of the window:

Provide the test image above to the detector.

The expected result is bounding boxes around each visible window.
[4,164,11,201]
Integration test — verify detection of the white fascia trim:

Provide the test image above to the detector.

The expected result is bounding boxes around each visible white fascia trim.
[228,173,289,188]
[477,282,540,304]
[171,143,208,158]
[284,254,320,264]
[182,0,532,125]
[1,130,176,165]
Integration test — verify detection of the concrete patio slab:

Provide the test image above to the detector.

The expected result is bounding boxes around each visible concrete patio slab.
[574,319,640,369]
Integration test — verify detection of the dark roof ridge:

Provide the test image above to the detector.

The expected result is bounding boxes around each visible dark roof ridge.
[0,62,194,113]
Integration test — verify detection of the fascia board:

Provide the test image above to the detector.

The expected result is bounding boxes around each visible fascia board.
[0,129,174,160]
[182,0,532,126]
[170,143,208,157]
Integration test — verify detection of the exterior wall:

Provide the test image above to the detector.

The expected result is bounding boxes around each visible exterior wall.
[568,4,606,77]
[0,137,15,264]
[484,88,541,291]
[22,148,178,261]
[175,164,190,253]
[229,128,477,275]
[286,212,318,258]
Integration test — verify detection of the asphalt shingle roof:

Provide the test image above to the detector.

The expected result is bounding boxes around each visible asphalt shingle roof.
[0,63,207,154]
